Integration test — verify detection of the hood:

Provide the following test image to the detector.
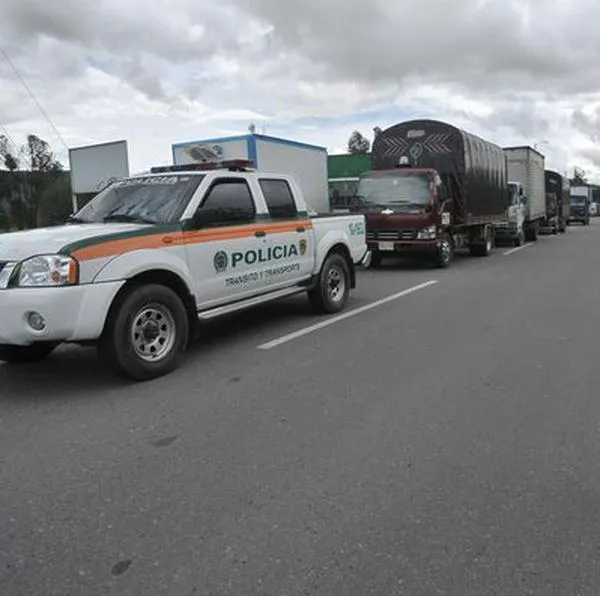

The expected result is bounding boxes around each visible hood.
[0,223,149,261]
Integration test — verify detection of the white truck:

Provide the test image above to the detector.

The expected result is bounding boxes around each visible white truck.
[495,146,546,244]
[0,160,370,380]
[172,133,330,213]
[569,185,591,225]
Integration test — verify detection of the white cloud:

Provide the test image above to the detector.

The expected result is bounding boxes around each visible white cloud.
[0,0,599,181]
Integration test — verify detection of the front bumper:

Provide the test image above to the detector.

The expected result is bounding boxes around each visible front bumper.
[367,240,438,255]
[0,282,124,346]
[494,223,520,239]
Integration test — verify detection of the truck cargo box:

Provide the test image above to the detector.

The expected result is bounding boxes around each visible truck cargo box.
[504,146,546,222]
[172,133,329,213]
[371,119,509,226]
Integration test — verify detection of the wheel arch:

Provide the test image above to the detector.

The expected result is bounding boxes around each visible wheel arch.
[101,269,198,341]
[325,243,356,288]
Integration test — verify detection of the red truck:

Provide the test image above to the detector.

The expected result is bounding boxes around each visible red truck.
[353,119,510,268]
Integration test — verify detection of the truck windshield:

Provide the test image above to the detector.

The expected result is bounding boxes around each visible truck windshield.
[355,173,433,212]
[73,174,204,225]
[571,196,586,205]
[508,183,520,206]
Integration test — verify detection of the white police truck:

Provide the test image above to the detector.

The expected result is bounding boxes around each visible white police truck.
[0,160,370,380]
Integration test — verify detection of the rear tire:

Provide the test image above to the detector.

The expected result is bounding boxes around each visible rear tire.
[470,226,493,257]
[99,284,189,381]
[0,343,56,364]
[308,253,351,314]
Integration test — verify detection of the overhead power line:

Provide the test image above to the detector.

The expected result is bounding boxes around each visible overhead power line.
[0,45,69,152]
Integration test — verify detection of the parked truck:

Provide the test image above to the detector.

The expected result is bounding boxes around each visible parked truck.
[328,153,372,211]
[569,185,590,225]
[544,170,570,233]
[353,119,509,268]
[495,146,546,243]
[172,133,330,214]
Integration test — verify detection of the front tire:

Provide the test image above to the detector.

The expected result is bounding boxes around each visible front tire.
[525,224,538,242]
[0,343,56,364]
[514,226,525,246]
[435,236,453,268]
[308,253,351,314]
[99,284,189,381]
[370,251,383,269]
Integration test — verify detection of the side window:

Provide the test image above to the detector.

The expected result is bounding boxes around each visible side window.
[259,178,298,219]
[197,179,255,225]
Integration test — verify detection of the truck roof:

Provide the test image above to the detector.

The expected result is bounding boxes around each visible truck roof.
[504,145,545,158]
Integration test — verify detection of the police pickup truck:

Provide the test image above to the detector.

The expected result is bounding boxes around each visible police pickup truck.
[0,160,370,380]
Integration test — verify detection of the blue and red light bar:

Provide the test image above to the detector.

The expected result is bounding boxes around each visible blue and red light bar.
[150,159,255,174]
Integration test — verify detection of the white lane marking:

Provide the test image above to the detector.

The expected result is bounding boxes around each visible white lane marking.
[258,280,438,350]
[502,243,532,256]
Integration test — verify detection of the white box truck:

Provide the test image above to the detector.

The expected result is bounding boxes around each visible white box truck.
[503,146,546,241]
[172,133,329,213]
[569,185,591,225]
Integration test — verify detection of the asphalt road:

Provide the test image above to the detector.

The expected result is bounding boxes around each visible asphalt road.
[2,222,600,595]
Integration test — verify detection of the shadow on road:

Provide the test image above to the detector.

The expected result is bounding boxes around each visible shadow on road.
[0,346,126,401]
[0,295,315,400]
[374,250,474,270]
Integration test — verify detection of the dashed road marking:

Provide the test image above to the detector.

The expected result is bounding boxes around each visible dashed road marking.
[258,280,439,350]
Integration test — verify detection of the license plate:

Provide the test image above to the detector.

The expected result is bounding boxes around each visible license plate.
[378,241,395,251]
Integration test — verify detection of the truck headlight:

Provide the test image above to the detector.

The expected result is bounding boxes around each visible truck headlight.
[11,255,79,287]
[417,225,437,240]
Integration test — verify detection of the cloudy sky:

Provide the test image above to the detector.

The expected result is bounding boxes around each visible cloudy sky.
[1,0,600,179]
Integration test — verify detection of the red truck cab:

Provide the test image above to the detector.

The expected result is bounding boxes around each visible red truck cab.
[354,161,453,267]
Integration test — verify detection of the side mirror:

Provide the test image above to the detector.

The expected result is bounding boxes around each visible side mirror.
[192,208,218,227]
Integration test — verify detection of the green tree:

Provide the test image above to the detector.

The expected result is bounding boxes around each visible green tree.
[570,167,587,186]
[0,134,70,230]
[347,130,370,155]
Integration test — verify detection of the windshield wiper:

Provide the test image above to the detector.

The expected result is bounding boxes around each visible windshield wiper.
[102,214,156,224]
[66,215,90,224]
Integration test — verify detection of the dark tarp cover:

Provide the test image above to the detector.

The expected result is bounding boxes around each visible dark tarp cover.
[371,119,508,224]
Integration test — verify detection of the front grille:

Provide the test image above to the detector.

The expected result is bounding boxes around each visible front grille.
[367,229,418,241]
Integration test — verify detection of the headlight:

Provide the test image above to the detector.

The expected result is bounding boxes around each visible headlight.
[11,255,79,288]
[417,225,437,240]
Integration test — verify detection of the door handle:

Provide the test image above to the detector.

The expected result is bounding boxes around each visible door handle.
[255,231,266,237]
[296,226,305,233]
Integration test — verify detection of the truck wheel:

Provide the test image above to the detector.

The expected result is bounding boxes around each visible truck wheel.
[514,227,524,246]
[371,251,383,268]
[0,343,56,364]
[525,225,538,242]
[308,253,350,314]
[470,226,493,257]
[99,284,189,381]
[435,236,453,268]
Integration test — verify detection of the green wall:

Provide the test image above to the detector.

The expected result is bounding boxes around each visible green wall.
[328,153,372,179]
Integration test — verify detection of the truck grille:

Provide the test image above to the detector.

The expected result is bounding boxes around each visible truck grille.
[367,229,418,241]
